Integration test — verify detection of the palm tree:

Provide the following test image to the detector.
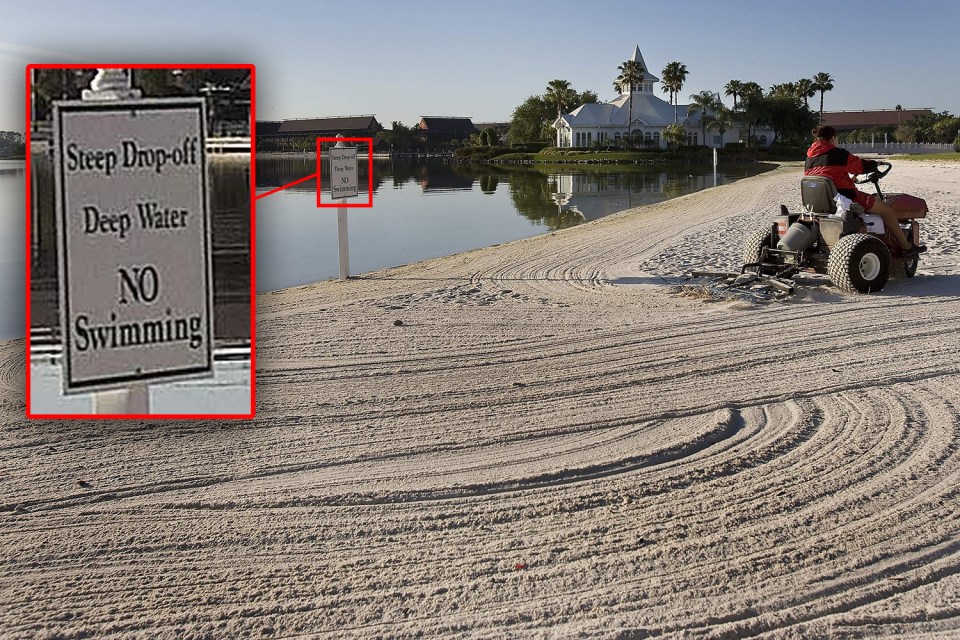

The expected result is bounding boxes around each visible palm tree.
[545,79,573,119]
[812,72,834,122]
[724,80,744,111]
[687,90,720,144]
[661,61,689,124]
[796,78,815,109]
[769,83,798,100]
[704,104,735,148]
[739,82,763,102]
[896,104,903,123]
[662,123,687,149]
[614,60,645,146]
[738,83,764,146]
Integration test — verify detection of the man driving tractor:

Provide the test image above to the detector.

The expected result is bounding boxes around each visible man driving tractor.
[804,125,926,256]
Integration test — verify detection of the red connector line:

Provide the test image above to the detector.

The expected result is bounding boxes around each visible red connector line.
[255,172,318,200]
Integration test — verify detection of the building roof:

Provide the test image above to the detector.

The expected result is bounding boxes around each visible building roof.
[256,121,282,135]
[276,115,380,134]
[417,117,477,134]
[558,91,694,129]
[629,45,660,83]
[822,109,932,130]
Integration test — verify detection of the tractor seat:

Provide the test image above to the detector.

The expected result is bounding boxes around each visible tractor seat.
[800,176,864,215]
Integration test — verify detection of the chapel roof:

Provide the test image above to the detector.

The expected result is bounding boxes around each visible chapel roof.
[560,91,695,128]
[629,45,660,83]
[554,46,717,130]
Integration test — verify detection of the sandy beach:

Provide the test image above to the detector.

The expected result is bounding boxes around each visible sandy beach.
[3,159,960,638]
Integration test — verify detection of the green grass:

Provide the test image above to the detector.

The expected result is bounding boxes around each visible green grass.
[454,144,810,165]
[535,150,655,162]
[488,151,709,166]
[534,149,712,163]
[484,146,807,165]
[490,152,535,162]
[891,152,960,162]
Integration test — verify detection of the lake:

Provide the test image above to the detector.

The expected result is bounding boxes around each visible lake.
[255,156,772,291]
[1,160,25,341]
[1,156,772,341]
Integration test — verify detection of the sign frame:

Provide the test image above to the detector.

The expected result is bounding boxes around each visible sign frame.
[315,137,374,208]
[329,146,358,199]
[53,97,214,393]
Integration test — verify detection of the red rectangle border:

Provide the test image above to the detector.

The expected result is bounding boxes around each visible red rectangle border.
[24,63,257,420]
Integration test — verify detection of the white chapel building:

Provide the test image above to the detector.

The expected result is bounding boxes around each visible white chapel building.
[553,46,769,149]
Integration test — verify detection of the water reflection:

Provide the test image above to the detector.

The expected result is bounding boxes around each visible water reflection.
[0,160,25,341]
[506,168,584,229]
[548,171,726,221]
[257,156,769,225]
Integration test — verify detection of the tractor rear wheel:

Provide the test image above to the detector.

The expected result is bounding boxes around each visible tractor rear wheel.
[742,228,773,265]
[827,234,891,293]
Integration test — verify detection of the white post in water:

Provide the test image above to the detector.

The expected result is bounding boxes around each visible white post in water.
[337,207,349,280]
[330,134,358,279]
[713,147,718,187]
[82,70,150,414]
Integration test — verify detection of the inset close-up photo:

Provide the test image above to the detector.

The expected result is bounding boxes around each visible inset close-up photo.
[27,65,254,417]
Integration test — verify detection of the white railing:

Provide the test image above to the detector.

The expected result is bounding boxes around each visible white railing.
[844,142,955,155]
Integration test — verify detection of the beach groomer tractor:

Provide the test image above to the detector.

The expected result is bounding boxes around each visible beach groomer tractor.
[725,161,927,294]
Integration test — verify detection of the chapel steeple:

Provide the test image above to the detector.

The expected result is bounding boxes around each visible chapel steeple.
[620,45,660,95]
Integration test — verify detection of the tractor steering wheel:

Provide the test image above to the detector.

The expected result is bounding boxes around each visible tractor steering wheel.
[854,160,891,185]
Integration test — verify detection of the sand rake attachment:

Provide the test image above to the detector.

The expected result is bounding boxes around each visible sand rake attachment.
[687,263,800,300]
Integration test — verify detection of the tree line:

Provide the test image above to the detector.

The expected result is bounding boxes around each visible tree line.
[839,109,960,146]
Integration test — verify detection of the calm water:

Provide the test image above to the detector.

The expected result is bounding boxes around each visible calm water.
[2,156,771,340]
[1,160,25,340]
[255,157,772,291]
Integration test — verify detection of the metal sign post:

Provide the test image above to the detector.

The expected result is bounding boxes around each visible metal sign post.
[54,69,213,414]
[336,207,350,280]
[329,135,358,279]
[713,147,718,187]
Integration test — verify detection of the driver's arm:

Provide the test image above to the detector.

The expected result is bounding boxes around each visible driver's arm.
[846,152,878,175]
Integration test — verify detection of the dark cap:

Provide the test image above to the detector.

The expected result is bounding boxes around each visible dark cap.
[812,125,837,140]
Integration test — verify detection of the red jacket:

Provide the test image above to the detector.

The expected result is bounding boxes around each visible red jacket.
[804,140,878,197]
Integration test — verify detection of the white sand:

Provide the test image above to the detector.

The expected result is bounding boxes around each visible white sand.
[3,160,960,638]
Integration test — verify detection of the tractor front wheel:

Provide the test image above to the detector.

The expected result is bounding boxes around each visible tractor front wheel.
[898,255,919,279]
[827,234,891,293]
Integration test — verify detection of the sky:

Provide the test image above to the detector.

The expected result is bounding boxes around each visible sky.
[2,0,959,132]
